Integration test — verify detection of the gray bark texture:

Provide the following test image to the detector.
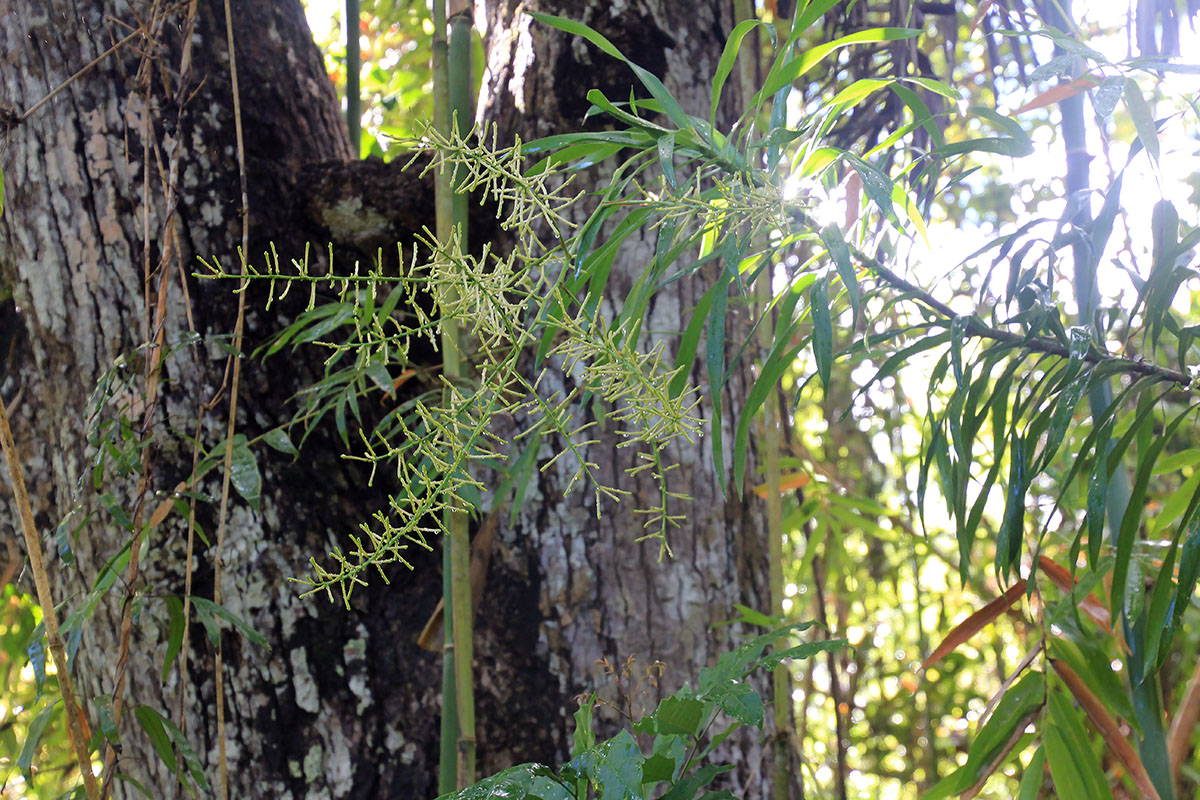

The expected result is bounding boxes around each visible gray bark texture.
[0,0,774,797]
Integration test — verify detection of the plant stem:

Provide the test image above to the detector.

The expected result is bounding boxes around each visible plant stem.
[448,7,476,787]
[0,399,100,799]
[345,0,360,155]
[433,0,476,789]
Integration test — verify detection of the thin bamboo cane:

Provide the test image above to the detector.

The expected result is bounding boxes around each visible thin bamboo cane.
[432,0,477,789]
[447,4,477,789]
[0,397,101,800]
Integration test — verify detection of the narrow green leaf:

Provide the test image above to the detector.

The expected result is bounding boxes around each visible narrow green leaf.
[996,432,1027,580]
[1112,405,1194,622]
[1124,78,1159,164]
[755,28,921,103]
[190,596,269,649]
[18,700,61,781]
[94,695,120,747]
[819,225,858,322]
[1087,420,1112,566]
[133,704,177,778]
[810,276,832,391]
[162,595,184,683]
[711,18,765,126]
[656,132,677,189]
[1017,746,1045,800]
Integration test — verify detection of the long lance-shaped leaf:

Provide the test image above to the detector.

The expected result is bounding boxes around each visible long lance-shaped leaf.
[1036,555,1114,635]
[922,580,1026,669]
[1112,403,1198,623]
[1052,660,1161,800]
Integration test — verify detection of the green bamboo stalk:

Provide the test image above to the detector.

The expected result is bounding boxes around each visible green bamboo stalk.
[433,0,477,790]
[448,4,476,789]
[345,0,361,155]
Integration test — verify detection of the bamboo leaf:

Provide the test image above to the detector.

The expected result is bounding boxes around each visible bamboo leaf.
[18,699,61,781]
[711,18,766,126]
[755,28,921,103]
[1013,74,1103,115]
[996,432,1027,580]
[1052,660,1161,799]
[190,596,269,649]
[261,428,298,457]
[1016,747,1045,800]
[922,580,1026,669]
[1124,78,1159,164]
[1046,688,1116,800]
[229,435,261,511]
[1112,405,1194,622]
[1036,556,1112,634]
[819,225,858,322]
[810,275,833,391]
[162,595,185,683]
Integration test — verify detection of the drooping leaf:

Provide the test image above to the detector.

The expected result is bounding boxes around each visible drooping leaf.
[1052,660,1161,799]
[228,435,261,511]
[1123,78,1159,164]
[922,580,1026,669]
[18,699,62,782]
[190,596,269,649]
[810,275,833,391]
[162,595,185,683]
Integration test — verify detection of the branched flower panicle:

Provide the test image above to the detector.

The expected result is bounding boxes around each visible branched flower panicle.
[402,120,581,245]
[205,117,719,601]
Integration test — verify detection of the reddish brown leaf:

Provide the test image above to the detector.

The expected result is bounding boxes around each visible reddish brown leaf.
[922,580,1026,670]
[1036,555,1113,634]
[752,471,810,498]
[1013,74,1104,115]
[970,0,997,35]
[844,171,862,230]
[1052,659,1162,800]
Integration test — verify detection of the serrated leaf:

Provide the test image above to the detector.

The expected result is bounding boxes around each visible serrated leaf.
[650,695,706,737]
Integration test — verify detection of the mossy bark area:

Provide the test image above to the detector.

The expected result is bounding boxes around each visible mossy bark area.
[0,0,773,797]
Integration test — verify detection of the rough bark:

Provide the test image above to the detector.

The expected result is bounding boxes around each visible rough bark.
[0,0,773,797]
[475,0,773,795]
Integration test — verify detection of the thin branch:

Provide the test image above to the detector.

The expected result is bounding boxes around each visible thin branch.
[212,2,252,798]
[862,255,1192,388]
[0,399,101,800]
[13,28,143,127]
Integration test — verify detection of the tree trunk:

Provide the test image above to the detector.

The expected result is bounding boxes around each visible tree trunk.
[0,0,773,797]
[474,0,774,795]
